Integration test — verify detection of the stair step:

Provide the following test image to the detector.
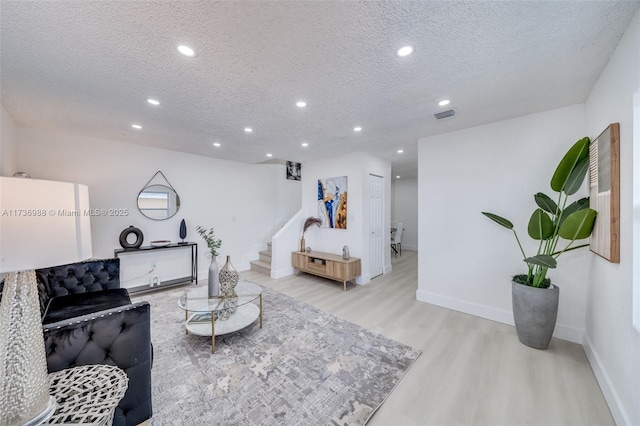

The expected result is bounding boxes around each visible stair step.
[266,242,272,251]
[259,250,272,263]
[250,259,271,276]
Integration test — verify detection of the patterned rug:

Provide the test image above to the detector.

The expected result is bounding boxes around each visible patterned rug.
[134,285,421,425]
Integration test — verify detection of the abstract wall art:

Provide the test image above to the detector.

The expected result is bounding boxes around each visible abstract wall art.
[318,176,347,229]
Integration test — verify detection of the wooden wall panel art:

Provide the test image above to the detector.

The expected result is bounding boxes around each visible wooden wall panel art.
[589,123,620,263]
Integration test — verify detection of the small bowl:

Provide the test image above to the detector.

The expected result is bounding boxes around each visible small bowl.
[150,240,171,247]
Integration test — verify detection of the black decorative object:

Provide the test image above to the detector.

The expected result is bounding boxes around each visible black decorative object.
[178,219,187,244]
[119,226,144,249]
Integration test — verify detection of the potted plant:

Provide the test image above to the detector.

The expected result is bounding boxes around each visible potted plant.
[196,225,222,297]
[482,136,597,349]
[300,217,322,252]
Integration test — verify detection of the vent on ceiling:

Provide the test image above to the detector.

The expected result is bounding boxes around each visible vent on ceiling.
[434,109,455,120]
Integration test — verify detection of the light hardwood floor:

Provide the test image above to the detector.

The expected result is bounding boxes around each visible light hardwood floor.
[240,250,614,426]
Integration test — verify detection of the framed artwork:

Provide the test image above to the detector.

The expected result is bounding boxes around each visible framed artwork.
[589,123,620,263]
[286,161,301,180]
[318,176,347,229]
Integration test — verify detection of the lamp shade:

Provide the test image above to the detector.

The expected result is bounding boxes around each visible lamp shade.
[0,177,92,273]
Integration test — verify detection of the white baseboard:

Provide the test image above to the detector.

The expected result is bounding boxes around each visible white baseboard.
[583,334,629,426]
[416,289,513,324]
[271,267,294,279]
[356,273,370,285]
[415,289,583,344]
[383,264,393,274]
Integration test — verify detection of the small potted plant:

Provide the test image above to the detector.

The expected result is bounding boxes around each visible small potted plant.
[482,136,597,349]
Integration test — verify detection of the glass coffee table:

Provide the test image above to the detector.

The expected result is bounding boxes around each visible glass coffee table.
[177,280,263,353]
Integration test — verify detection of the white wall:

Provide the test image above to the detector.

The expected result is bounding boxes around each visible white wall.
[16,126,298,285]
[583,10,640,426]
[0,104,18,176]
[417,104,589,343]
[302,151,392,284]
[391,177,418,251]
[274,166,302,230]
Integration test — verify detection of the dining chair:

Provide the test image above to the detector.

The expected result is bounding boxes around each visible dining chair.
[391,222,403,257]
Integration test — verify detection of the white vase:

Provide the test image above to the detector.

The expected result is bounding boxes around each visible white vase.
[208,258,219,297]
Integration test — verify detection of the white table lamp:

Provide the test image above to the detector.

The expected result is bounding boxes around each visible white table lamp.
[0,177,92,425]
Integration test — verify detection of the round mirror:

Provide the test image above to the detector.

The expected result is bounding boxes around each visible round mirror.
[137,184,180,220]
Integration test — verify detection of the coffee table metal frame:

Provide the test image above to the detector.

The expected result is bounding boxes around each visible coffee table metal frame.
[177,280,263,353]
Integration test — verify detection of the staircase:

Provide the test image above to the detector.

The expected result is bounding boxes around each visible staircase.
[250,242,272,276]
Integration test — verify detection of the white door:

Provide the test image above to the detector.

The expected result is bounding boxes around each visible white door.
[369,174,383,279]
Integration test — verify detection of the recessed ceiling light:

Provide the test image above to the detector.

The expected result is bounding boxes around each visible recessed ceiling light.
[354,126,362,132]
[131,124,142,130]
[266,153,273,157]
[244,127,253,133]
[397,149,404,154]
[296,101,307,108]
[396,45,414,57]
[177,45,195,57]
[213,142,221,147]
[438,99,451,106]
[301,142,309,147]
[396,175,401,179]
[147,98,160,106]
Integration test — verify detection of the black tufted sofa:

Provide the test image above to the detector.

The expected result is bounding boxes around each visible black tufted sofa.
[36,259,152,426]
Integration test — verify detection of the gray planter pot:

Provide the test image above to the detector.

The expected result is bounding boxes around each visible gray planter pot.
[511,281,559,349]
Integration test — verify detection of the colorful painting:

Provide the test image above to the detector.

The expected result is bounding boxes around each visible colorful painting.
[318,176,347,229]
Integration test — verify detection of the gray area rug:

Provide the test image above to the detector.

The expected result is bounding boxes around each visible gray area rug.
[135,285,421,425]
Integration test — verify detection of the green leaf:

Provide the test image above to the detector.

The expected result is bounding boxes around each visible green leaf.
[563,156,589,195]
[527,209,554,240]
[559,197,589,226]
[550,137,590,193]
[524,255,557,268]
[559,208,597,240]
[481,212,513,229]
[534,193,558,215]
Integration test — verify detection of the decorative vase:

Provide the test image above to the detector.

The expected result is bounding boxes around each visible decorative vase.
[207,258,219,298]
[342,245,349,260]
[300,236,306,252]
[219,256,239,320]
[178,219,187,244]
[511,281,559,349]
[119,226,143,249]
[219,256,239,294]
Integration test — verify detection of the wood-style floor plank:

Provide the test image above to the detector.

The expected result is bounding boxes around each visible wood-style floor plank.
[240,250,613,426]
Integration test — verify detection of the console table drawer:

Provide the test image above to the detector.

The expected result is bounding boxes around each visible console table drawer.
[306,262,327,274]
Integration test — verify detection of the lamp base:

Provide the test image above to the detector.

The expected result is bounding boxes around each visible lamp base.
[21,396,56,426]
[0,270,54,426]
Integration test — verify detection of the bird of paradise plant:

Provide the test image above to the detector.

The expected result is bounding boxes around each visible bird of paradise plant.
[482,136,597,288]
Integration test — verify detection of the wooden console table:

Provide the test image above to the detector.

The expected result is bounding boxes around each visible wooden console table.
[292,251,361,291]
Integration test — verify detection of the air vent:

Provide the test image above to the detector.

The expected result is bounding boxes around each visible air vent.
[434,109,455,120]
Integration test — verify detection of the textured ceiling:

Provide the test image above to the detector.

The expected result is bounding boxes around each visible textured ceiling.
[1,1,638,178]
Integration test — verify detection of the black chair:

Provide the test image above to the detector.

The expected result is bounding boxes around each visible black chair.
[36,258,152,426]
